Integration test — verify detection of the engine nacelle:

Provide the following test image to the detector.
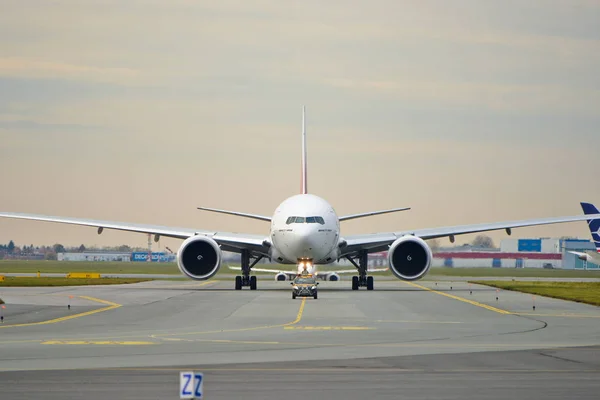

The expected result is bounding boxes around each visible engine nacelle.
[275,272,288,281]
[177,236,221,280]
[326,272,340,281]
[387,236,432,281]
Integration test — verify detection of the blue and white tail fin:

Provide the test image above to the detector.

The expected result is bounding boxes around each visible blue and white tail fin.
[581,202,600,252]
[301,106,307,194]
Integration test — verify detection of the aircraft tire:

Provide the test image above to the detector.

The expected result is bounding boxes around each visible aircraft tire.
[235,276,242,290]
[352,276,359,290]
[250,275,257,290]
[366,276,374,291]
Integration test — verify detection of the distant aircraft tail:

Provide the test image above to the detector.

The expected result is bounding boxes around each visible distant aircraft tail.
[301,106,307,194]
[580,202,600,252]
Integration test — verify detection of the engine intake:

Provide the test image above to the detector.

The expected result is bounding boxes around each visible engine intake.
[326,272,340,281]
[177,236,221,280]
[387,236,432,281]
[275,272,288,281]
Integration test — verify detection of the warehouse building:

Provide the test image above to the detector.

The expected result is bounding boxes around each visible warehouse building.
[58,252,131,262]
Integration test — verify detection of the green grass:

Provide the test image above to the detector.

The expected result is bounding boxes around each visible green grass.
[1,260,599,278]
[0,260,181,274]
[0,277,153,287]
[429,267,600,278]
[470,280,600,306]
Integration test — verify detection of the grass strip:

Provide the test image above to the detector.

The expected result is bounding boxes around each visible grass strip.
[0,260,181,274]
[0,277,152,287]
[2,260,599,278]
[431,267,600,278]
[470,280,600,306]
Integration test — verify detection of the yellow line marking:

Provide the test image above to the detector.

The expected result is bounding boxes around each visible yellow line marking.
[284,326,373,330]
[403,281,512,315]
[0,295,121,329]
[151,297,307,338]
[0,281,216,331]
[292,297,306,324]
[41,340,154,345]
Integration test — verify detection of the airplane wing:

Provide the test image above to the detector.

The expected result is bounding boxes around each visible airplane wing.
[341,213,600,256]
[197,207,271,222]
[0,212,269,255]
[339,207,410,222]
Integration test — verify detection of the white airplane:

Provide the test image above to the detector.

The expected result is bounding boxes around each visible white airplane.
[569,202,600,265]
[2,107,600,291]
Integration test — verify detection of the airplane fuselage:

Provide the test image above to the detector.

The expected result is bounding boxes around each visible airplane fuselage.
[269,194,340,265]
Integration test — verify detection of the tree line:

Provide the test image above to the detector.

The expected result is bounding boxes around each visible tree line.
[0,241,148,260]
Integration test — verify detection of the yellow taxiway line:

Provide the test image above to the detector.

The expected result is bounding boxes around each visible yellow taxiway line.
[403,281,512,315]
[0,295,122,329]
[151,297,308,339]
[0,280,219,330]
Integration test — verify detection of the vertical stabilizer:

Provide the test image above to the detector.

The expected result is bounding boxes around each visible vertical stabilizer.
[581,202,600,252]
[301,106,308,194]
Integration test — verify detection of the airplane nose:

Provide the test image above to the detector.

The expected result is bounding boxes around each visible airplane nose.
[294,225,319,250]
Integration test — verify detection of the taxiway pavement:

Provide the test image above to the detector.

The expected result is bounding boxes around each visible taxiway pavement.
[0,279,599,399]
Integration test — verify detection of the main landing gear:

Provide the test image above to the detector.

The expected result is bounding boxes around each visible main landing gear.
[235,250,263,290]
[346,251,374,291]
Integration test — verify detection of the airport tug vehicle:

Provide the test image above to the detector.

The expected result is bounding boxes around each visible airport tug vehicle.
[291,274,319,299]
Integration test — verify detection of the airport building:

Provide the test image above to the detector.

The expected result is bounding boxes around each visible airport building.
[431,251,562,269]
[58,252,132,262]
[431,238,599,269]
[353,237,599,270]
[131,252,176,263]
[57,251,177,263]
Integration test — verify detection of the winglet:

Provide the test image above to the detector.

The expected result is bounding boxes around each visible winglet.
[301,106,308,194]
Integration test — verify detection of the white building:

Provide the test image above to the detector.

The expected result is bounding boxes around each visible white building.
[58,252,131,262]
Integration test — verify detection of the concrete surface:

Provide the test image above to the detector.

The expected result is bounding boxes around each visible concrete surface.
[0,278,598,399]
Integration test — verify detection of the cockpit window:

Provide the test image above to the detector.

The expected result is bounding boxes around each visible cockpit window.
[285,216,325,224]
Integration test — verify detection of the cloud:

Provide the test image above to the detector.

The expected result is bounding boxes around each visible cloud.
[0,0,599,246]
[0,57,140,84]
[324,78,600,115]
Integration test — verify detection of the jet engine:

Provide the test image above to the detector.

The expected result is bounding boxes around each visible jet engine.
[326,272,340,281]
[177,236,221,280]
[387,236,432,281]
[275,272,288,281]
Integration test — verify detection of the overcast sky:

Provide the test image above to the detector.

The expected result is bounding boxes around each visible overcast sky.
[1,0,599,250]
